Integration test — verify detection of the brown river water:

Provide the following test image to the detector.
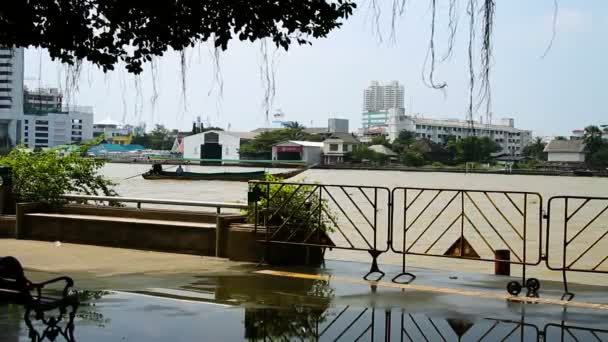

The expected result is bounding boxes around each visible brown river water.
[102,163,608,285]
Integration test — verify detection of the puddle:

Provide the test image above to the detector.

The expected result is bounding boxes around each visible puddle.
[2,268,608,341]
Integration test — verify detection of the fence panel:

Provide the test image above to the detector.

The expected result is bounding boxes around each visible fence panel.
[249,180,391,279]
[391,187,543,285]
[546,196,608,298]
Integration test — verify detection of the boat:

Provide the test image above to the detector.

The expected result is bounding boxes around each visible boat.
[142,166,307,181]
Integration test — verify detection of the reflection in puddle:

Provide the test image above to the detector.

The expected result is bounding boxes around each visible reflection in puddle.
[246,306,608,341]
[2,278,608,341]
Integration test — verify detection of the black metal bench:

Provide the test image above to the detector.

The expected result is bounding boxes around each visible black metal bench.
[0,256,79,321]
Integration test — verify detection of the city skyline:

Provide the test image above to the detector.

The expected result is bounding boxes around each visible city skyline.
[20,0,608,136]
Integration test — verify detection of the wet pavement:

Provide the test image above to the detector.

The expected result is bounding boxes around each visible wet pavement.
[1,260,608,341]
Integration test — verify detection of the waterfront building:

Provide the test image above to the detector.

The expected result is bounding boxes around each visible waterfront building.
[0,46,24,149]
[387,112,532,156]
[322,133,360,164]
[544,139,586,163]
[272,141,323,165]
[183,130,257,161]
[362,81,405,130]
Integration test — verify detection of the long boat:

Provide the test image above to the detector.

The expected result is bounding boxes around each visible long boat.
[142,168,307,181]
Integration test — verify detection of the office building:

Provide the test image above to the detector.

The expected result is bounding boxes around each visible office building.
[0,46,24,148]
[21,108,94,148]
[387,112,532,155]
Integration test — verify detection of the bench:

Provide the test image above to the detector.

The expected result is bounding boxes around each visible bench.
[0,256,79,321]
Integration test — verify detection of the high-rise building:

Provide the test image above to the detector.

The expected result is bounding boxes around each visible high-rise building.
[0,46,24,149]
[362,81,405,130]
[363,81,404,112]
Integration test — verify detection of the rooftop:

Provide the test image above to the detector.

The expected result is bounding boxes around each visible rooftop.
[544,139,586,153]
[368,144,398,156]
[410,116,530,132]
[275,140,324,148]
[324,132,360,144]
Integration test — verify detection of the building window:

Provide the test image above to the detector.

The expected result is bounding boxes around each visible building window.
[342,144,348,152]
[36,126,48,131]
[0,71,12,76]
[0,80,11,84]
[0,105,10,109]
[35,120,48,125]
[329,144,339,151]
[35,132,48,137]
[35,139,48,144]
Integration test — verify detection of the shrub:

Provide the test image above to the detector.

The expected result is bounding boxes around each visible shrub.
[246,174,335,238]
[401,151,425,167]
[0,147,117,205]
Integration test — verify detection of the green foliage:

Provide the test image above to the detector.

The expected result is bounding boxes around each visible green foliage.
[347,146,388,163]
[370,135,390,147]
[391,130,415,153]
[587,145,608,168]
[0,147,117,204]
[247,174,335,237]
[401,151,425,166]
[522,137,547,161]
[1,1,356,74]
[239,128,319,155]
[131,124,172,150]
[584,125,604,155]
[447,136,500,163]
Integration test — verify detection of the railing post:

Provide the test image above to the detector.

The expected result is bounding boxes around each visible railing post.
[215,207,223,257]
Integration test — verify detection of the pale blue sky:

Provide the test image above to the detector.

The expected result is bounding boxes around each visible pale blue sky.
[24,0,607,136]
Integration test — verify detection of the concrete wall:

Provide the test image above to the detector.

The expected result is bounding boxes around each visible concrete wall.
[15,204,247,256]
[548,152,585,162]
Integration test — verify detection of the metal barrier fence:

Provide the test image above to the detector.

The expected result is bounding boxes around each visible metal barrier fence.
[390,188,543,294]
[248,305,608,341]
[249,180,391,280]
[249,181,608,298]
[546,196,608,300]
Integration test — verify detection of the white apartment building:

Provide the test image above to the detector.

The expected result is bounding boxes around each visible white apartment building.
[363,81,404,111]
[362,81,405,130]
[388,113,532,155]
[0,46,24,148]
[21,109,94,148]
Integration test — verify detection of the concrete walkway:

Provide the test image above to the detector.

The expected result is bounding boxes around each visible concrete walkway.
[0,239,251,289]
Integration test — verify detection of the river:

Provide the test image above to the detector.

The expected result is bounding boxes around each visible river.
[102,163,608,285]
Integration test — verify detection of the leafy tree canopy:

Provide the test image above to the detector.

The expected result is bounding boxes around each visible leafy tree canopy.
[240,127,322,155]
[522,137,547,161]
[447,136,500,163]
[0,147,116,204]
[0,1,355,73]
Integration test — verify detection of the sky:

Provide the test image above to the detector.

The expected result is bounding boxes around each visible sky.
[23,0,607,137]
